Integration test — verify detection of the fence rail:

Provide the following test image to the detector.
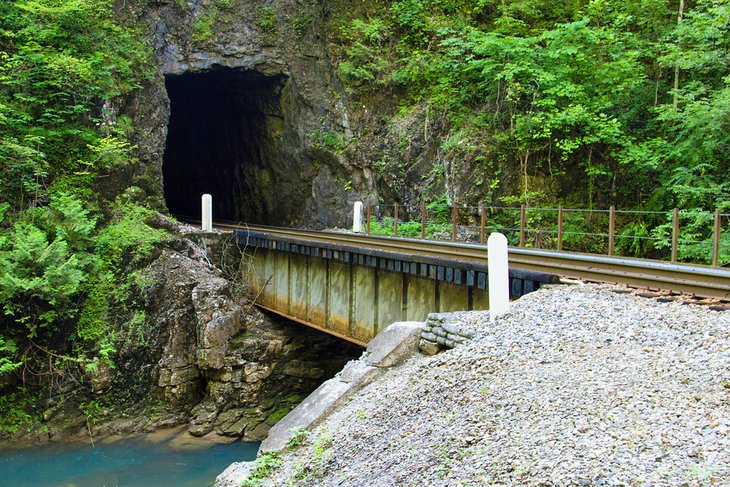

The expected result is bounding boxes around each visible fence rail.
[363,203,730,268]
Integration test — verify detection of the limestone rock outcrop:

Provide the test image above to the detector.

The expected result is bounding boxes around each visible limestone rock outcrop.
[118,0,374,228]
[124,224,362,440]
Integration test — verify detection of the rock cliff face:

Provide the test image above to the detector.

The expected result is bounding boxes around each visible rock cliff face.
[118,0,376,228]
[114,0,498,229]
[120,223,362,441]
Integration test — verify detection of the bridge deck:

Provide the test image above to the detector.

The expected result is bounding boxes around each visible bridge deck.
[236,229,557,344]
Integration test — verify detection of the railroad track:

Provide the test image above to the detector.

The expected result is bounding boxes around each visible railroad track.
[205,221,730,300]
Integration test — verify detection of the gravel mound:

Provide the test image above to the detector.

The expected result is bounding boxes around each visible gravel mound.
[265,283,730,485]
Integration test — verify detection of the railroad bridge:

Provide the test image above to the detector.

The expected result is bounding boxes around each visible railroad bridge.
[224,223,730,346]
[236,227,557,345]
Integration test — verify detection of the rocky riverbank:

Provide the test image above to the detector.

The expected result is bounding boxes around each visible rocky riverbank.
[0,220,362,444]
[243,283,729,485]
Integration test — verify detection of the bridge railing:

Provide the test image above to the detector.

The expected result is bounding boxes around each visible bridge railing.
[364,203,730,267]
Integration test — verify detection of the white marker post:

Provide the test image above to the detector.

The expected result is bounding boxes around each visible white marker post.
[201,194,213,232]
[488,232,509,322]
[353,201,363,233]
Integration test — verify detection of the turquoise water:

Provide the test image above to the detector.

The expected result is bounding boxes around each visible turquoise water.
[0,432,258,487]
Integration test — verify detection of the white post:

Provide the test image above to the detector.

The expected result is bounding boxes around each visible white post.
[353,201,363,233]
[201,194,213,232]
[488,232,509,321]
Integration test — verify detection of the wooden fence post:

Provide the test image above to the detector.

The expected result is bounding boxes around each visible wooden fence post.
[712,209,721,267]
[608,205,616,256]
[519,205,526,247]
[421,202,426,239]
[671,208,679,262]
[366,204,372,235]
[557,205,564,251]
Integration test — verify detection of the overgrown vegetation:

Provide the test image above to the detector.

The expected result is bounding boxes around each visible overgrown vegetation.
[256,6,278,43]
[0,0,162,435]
[330,0,729,231]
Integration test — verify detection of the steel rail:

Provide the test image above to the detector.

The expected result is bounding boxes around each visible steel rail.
[212,221,730,300]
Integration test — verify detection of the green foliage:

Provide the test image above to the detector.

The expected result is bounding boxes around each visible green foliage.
[307,129,348,153]
[0,0,152,210]
[286,427,309,448]
[0,192,167,385]
[73,201,166,364]
[256,6,278,42]
[390,0,434,45]
[79,398,102,424]
[427,195,451,224]
[0,337,21,375]
[240,452,282,487]
[652,210,730,264]
[369,214,451,238]
[127,310,148,346]
[369,216,395,236]
[0,194,99,337]
[338,19,390,91]
[615,221,653,258]
[288,13,314,37]
[333,0,729,216]
[76,276,113,343]
[0,389,37,435]
[94,201,167,269]
[0,0,168,420]
[192,10,216,42]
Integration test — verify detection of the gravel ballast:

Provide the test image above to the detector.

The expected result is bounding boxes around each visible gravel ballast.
[259,283,730,485]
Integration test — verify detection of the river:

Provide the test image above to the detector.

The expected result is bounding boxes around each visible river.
[0,427,257,487]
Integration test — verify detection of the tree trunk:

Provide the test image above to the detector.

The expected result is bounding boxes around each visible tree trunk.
[673,0,685,110]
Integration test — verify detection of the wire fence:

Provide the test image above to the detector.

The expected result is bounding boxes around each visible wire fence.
[362,202,730,267]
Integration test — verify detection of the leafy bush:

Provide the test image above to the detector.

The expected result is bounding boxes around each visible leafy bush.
[240,453,282,487]
[0,337,21,376]
[0,0,152,209]
[95,201,168,269]
[332,0,729,221]
[0,389,37,435]
[338,19,391,91]
[0,0,168,420]
[0,194,99,337]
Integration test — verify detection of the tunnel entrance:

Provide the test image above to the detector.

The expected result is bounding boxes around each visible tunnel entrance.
[163,67,291,223]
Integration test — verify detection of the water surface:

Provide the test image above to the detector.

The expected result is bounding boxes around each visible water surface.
[0,429,258,487]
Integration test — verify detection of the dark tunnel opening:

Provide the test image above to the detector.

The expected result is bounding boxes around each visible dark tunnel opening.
[163,68,289,223]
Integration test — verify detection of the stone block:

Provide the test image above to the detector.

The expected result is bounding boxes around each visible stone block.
[446,333,466,343]
[215,408,243,428]
[339,360,379,384]
[433,327,447,337]
[442,322,463,336]
[243,362,273,383]
[158,365,200,387]
[208,366,233,382]
[462,328,476,339]
[217,415,249,437]
[365,321,424,368]
[419,339,440,356]
[421,331,438,342]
